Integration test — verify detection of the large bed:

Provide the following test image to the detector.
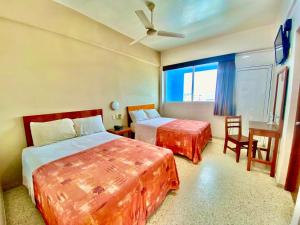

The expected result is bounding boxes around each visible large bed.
[127,104,212,164]
[22,109,179,225]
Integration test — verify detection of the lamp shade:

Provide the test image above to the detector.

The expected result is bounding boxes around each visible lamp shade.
[111,101,120,111]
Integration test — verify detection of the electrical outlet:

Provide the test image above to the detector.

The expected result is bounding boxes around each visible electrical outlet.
[111,114,116,120]
[117,114,122,119]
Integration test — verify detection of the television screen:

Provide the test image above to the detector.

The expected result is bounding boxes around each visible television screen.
[275,25,289,65]
[275,26,285,64]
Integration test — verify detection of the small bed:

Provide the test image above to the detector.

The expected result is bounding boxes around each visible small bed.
[127,104,212,164]
[22,109,179,225]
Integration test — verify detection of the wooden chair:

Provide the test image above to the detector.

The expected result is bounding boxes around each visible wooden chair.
[223,116,258,163]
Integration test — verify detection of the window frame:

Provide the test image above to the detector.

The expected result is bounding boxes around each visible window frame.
[164,63,218,103]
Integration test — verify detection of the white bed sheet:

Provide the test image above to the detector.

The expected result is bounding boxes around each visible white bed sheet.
[133,117,175,145]
[22,131,121,202]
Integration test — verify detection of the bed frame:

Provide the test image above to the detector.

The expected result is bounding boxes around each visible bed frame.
[126,104,155,126]
[23,109,103,147]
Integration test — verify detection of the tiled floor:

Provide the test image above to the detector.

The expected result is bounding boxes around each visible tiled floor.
[4,139,294,225]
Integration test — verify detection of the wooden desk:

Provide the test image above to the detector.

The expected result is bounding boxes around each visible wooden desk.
[247,121,281,177]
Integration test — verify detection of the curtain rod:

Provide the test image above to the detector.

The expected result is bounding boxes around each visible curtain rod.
[162,53,235,71]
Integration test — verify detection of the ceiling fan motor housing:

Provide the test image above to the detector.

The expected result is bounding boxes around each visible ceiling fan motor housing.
[147,29,157,36]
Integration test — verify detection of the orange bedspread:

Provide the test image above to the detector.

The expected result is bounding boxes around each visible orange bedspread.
[33,138,179,225]
[156,119,212,164]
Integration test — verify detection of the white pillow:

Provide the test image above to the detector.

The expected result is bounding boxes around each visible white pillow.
[129,110,148,123]
[73,115,105,136]
[30,118,76,147]
[144,109,160,119]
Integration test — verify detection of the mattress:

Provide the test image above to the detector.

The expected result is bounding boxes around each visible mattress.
[133,117,212,163]
[132,117,175,144]
[22,131,121,202]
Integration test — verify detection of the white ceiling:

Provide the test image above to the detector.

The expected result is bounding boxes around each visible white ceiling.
[54,0,281,51]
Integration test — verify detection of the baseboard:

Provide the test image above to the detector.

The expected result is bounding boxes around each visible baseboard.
[212,136,224,141]
[0,186,6,225]
[2,180,22,192]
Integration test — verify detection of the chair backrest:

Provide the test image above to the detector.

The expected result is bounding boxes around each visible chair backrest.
[225,116,242,137]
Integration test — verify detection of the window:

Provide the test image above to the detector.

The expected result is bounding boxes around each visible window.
[165,63,218,103]
[183,72,193,101]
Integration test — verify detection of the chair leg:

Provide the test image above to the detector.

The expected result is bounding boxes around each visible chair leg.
[252,142,257,158]
[266,137,271,161]
[266,149,270,161]
[223,138,228,154]
[236,144,241,163]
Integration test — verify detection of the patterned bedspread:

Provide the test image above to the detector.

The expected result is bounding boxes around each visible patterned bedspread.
[33,138,179,225]
[156,119,212,164]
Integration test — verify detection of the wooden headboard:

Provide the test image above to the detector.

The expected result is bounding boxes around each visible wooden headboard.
[23,109,103,147]
[126,104,155,126]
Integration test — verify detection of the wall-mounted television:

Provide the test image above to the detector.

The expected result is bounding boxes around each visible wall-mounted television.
[274,19,292,65]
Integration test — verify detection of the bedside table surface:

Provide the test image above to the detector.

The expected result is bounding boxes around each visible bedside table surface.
[107,127,131,135]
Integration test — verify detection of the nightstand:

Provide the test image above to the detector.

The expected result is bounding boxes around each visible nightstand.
[107,127,132,138]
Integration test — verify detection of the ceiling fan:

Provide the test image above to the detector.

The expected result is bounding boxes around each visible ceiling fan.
[130,1,185,45]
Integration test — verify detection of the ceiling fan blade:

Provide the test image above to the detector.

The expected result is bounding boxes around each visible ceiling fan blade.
[129,35,148,46]
[157,30,185,38]
[135,10,153,29]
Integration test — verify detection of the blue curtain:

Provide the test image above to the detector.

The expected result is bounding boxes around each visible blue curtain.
[214,59,236,116]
